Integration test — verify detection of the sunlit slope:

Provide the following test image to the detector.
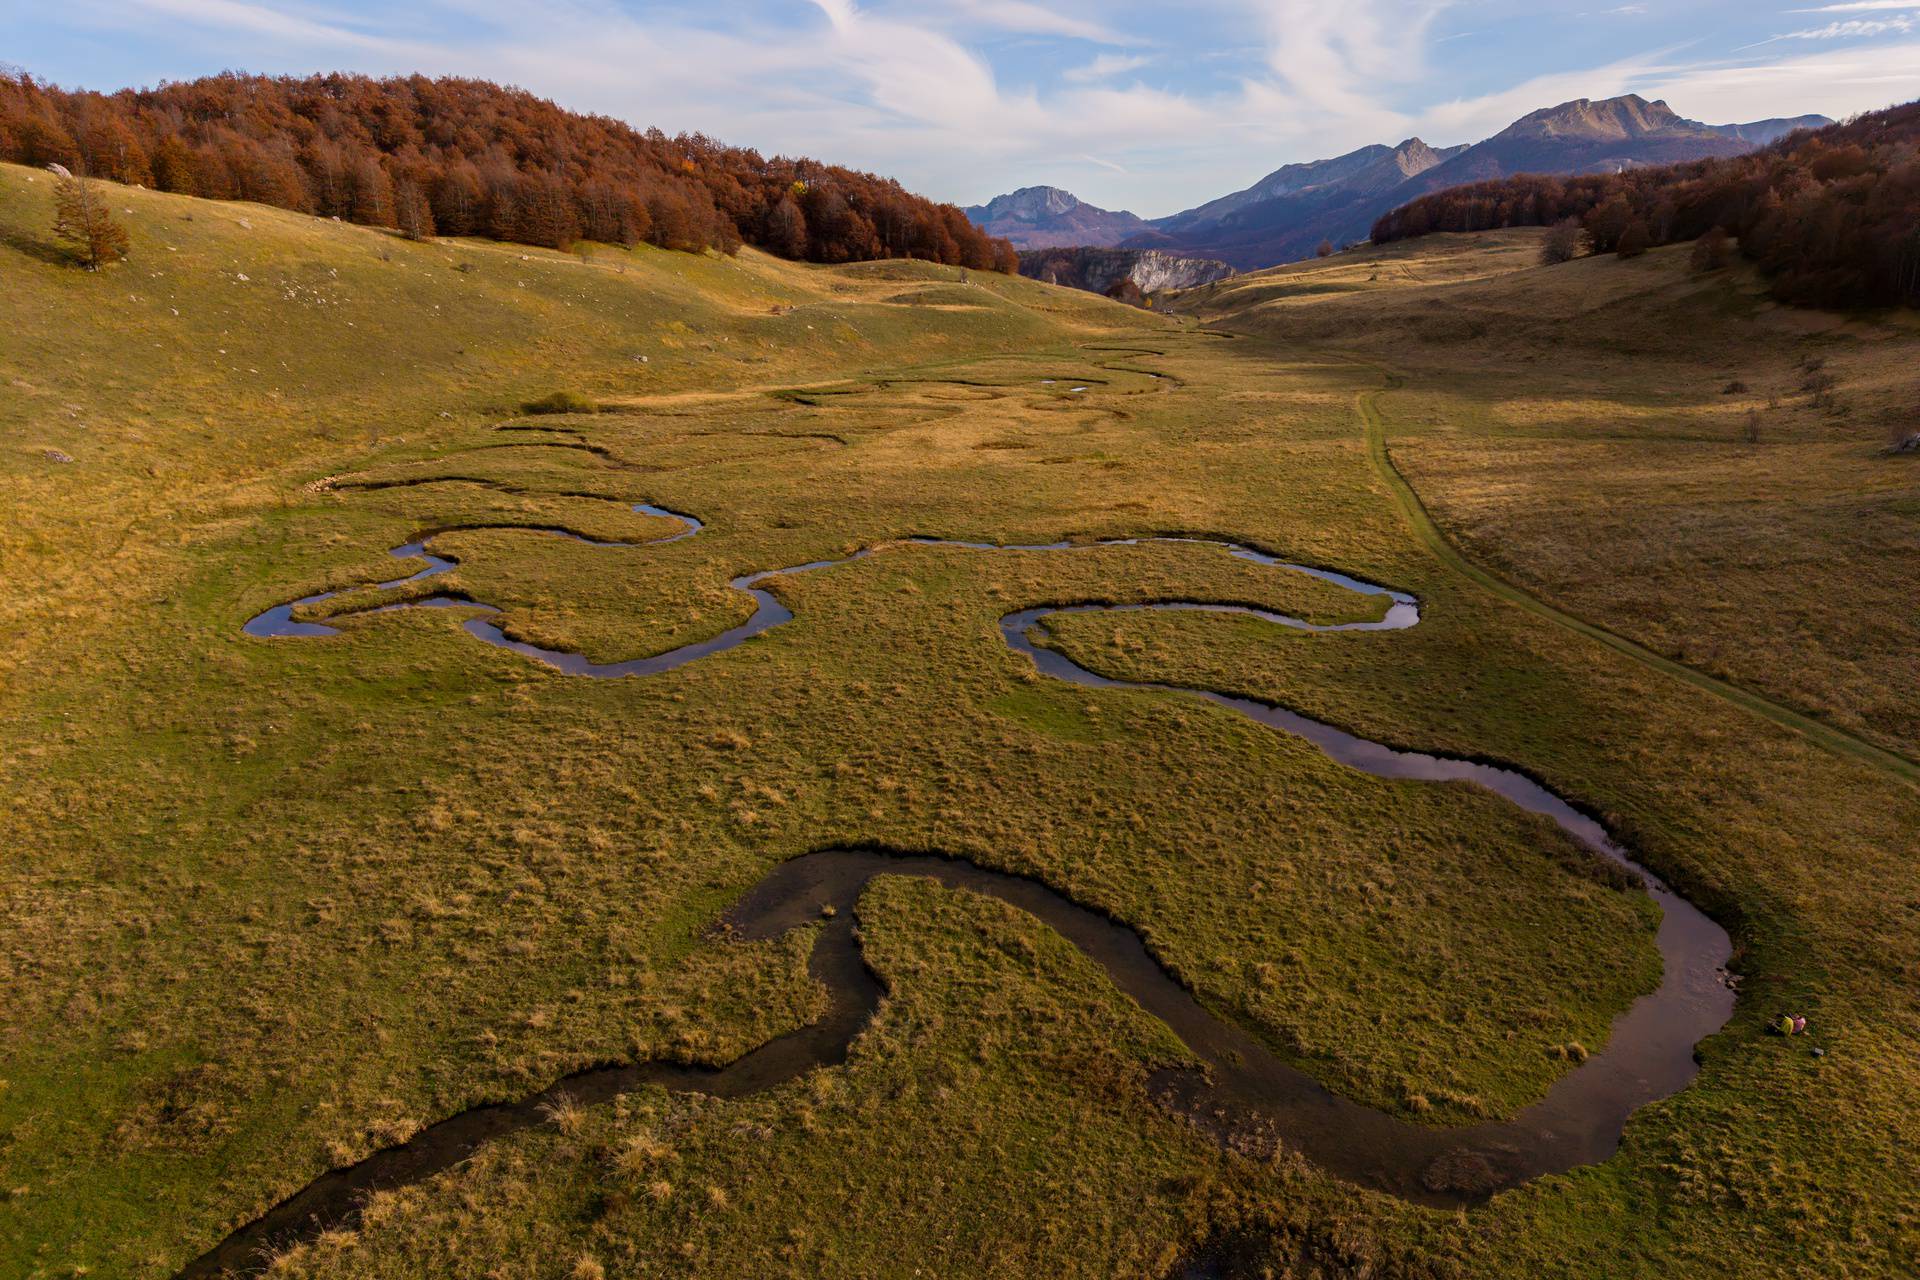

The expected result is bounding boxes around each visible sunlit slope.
[0,160,1143,670]
[1176,230,1920,762]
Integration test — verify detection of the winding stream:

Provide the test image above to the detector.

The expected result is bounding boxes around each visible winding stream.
[241,502,701,640]
[212,508,1736,1275]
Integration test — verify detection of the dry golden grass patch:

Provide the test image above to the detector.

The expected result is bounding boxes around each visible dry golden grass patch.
[1186,231,1920,761]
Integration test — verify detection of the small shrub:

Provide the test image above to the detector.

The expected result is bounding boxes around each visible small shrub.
[1615,219,1653,259]
[1800,370,1841,413]
[539,1092,586,1138]
[1744,409,1763,445]
[1722,380,1748,395]
[521,391,598,415]
[1540,219,1586,265]
[1690,227,1731,273]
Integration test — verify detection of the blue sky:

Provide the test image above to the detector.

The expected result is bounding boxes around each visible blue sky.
[8,0,1920,216]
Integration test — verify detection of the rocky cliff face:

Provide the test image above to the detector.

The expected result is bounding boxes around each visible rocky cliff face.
[1016,247,1235,302]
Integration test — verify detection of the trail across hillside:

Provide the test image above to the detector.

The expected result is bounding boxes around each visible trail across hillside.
[1354,370,1920,789]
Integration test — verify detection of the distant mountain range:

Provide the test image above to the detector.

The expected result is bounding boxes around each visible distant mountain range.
[964,186,1154,249]
[971,96,1831,272]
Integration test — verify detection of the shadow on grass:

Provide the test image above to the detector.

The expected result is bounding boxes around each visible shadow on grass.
[0,227,77,267]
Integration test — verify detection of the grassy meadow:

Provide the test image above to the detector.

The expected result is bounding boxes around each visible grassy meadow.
[2,167,1917,1278]
[1174,231,1920,764]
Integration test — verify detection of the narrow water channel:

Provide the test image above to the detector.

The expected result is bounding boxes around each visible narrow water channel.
[207,517,1735,1276]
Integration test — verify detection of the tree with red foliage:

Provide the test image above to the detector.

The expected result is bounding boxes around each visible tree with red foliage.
[150,134,196,194]
[1370,98,1920,310]
[430,162,483,236]
[347,153,395,226]
[394,177,434,240]
[0,69,1018,272]
[1541,218,1586,265]
[1583,195,1634,254]
[764,195,808,259]
[1690,226,1731,273]
[1616,218,1652,258]
[51,165,129,268]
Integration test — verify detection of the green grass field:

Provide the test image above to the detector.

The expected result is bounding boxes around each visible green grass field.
[3,168,1917,1278]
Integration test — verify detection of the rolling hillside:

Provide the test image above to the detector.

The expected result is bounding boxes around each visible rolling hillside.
[1171,228,1920,759]
[1371,98,1920,309]
[7,159,1920,1280]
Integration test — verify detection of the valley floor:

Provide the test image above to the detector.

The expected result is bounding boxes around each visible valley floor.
[2,172,1916,1278]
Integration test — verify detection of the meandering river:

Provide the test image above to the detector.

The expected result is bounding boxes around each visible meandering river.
[207,507,1735,1275]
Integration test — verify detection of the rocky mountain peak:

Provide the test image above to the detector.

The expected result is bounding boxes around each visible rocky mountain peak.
[1505,94,1686,141]
[1388,138,1441,174]
[978,186,1082,220]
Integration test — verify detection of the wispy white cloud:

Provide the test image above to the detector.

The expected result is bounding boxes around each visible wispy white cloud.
[1764,16,1915,39]
[1632,37,1920,122]
[1242,0,1447,135]
[40,0,1920,216]
[939,0,1134,43]
[1414,50,1671,142]
[1062,52,1153,83]
[116,0,407,49]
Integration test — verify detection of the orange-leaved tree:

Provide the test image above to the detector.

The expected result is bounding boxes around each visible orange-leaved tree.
[49,164,128,268]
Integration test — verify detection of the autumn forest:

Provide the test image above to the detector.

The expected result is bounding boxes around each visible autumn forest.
[1370,100,1920,309]
[0,70,1020,270]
